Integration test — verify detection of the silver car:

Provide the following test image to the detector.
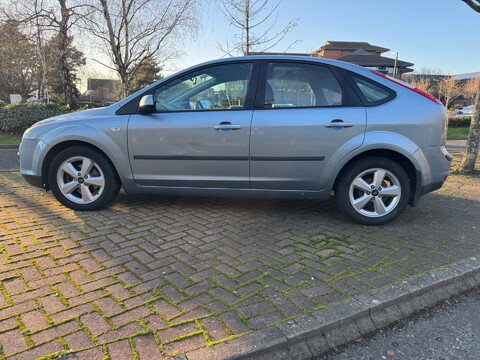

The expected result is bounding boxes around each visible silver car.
[19,56,452,225]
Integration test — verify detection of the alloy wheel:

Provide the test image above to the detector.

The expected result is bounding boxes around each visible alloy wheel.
[348,167,401,218]
[56,156,106,204]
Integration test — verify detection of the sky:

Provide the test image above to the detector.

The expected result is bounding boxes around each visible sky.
[171,0,480,76]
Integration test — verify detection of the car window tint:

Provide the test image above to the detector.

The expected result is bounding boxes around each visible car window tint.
[265,63,343,108]
[352,76,392,103]
[154,63,252,112]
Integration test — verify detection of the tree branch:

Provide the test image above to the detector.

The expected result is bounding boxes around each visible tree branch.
[461,0,480,12]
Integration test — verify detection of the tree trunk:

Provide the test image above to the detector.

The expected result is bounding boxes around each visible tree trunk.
[36,38,47,101]
[244,0,250,55]
[99,0,129,97]
[34,1,47,102]
[120,70,130,98]
[58,0,77,109]
[458,81,480,173]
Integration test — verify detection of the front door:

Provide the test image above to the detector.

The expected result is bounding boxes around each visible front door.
[128,62,256,188]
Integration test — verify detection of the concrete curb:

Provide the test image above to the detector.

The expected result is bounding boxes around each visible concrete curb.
[182,256,480,360]
[0,144,19,149]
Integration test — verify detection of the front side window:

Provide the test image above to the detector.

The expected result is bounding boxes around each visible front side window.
[153,63,252,112]
[265,63,343,108]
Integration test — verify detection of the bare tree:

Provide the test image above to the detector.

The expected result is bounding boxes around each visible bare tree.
[220,0,298,56]
[56,0,82,107]
[28,0,49,101]
[0,21,37,99]
[462,0,480,10]
[438,77,462,109]
[464,78,480,104]
[416,66,443,76]
[410,66,444,99]
[404,75,433,93]
[0,0,90,108]
[0,0,49,100]
[458,0,480,173]
[84,0,198,97]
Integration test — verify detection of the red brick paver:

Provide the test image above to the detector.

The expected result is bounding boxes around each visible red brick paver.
[0,162,479,358]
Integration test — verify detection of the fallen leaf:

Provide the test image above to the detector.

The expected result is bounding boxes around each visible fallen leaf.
[387,349,395,357]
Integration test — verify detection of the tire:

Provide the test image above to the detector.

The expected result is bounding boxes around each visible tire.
[335,157,411,225]
[48,146,121,211]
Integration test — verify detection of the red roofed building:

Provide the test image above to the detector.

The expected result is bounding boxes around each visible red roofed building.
[310,41,414,77]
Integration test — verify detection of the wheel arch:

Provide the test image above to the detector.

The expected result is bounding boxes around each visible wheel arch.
[332,149,419,205]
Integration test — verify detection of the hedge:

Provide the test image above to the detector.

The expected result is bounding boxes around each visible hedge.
[448,116,471,128]
[0,103,72,134]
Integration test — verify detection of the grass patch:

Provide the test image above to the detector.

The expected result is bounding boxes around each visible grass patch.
[447,127,469,139]
[0,133,21,145]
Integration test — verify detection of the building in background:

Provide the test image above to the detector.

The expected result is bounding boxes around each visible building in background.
[251,40,415,78]
[311,41,388,58]
[452,71,480,82]
[311,41,414,77]
[79,78,121,104]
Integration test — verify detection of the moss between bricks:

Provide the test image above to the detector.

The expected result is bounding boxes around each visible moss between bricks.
[36,350,73,360]
[15,315,34,347]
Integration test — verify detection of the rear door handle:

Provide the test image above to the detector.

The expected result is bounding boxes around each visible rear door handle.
[214,122,242,130]
[325,119,354,128]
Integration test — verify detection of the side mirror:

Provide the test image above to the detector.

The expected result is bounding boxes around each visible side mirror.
[138,94,155,114]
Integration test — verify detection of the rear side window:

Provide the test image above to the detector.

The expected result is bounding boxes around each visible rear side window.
[264,63,344,108]
[351,75,396,106]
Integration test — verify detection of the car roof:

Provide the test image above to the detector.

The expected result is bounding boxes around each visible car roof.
[210,55,369,73]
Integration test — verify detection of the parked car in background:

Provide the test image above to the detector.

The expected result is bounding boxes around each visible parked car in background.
[450,105,474,117]
[102,101,117,107]
[26,97,43,104]
[18,56,452,225]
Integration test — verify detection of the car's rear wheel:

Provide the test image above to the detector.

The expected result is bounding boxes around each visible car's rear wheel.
[336,157,410,225]
[48,146,120,211]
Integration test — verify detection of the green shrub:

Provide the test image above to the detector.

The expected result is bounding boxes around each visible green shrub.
[0,103,71,134]
[77,101,102,109]
[448,116,471,128]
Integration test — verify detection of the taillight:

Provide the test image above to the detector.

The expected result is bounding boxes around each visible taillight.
[371,70,443,106]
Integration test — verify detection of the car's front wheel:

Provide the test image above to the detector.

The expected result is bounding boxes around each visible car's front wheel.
[336,157,411,225]
[48,146,121,211]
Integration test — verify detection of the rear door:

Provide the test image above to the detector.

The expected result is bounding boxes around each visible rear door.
[250,61,366,190]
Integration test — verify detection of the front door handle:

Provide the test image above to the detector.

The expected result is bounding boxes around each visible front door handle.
[214,122,242,130]
[325,119,354,128]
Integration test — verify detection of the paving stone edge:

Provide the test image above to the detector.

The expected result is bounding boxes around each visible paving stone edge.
[0,144,19,149]
[181,256,480,360]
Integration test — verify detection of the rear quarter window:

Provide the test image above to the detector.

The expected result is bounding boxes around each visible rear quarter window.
[350,74,396,106]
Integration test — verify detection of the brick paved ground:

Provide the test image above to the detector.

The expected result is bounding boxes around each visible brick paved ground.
[0,158,479,359]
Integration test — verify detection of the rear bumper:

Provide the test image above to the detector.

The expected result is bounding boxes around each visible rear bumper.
[421,181,444,196]
[410,145,451,205]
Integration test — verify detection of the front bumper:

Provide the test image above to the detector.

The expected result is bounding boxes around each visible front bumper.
[22,174,44,188]
[19,138,48,189]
